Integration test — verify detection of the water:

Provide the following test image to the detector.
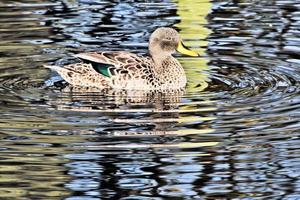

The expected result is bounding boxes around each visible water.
[0,0,300,199]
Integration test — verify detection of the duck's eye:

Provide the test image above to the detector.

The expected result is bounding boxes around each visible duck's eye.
[161,41,177,50]
[164,37,173,41]
[160,40,176,50]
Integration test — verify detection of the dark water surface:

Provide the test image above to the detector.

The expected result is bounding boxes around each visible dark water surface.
[0,0,300,199]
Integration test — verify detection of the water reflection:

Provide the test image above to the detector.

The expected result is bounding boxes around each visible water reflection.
[0,0,300,199]
[175,0,211,93]
[50,87,216,142]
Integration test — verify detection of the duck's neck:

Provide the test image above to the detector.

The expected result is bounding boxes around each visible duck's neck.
[151,54,187,88]
[151,53,170,69]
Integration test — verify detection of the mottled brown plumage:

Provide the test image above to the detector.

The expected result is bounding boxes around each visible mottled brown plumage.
[44,27,199,91]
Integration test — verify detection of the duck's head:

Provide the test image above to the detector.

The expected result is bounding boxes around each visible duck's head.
[149,27,199,57]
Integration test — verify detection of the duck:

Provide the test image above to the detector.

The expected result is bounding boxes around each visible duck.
[44,27,199,91]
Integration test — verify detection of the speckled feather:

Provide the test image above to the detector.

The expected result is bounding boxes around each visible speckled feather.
[44,28,190,91]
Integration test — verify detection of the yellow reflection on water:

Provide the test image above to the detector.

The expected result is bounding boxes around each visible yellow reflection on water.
[0,130,75,199]
[175,0,212,92]
[172,0,217,146]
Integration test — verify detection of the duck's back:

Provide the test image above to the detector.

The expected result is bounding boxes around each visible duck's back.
[45,51,160,90]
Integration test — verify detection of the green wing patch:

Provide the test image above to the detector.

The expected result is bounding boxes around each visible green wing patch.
[89,61,114,78]
[77,57,113,78]
[79,58,129,78]
[92,63,112,78]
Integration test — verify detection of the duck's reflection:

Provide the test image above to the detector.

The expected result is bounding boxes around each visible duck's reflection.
[61,86,185,105]
[50,85,215,138]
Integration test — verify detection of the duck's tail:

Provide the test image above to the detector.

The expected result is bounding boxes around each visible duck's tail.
[43,65,62,72]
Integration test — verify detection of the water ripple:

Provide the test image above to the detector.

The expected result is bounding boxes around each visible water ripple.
[0,0,299,199]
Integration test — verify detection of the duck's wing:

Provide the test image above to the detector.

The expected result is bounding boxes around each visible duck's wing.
[75,51,149,78]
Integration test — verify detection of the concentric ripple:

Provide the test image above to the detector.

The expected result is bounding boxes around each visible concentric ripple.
[0,0,300,199]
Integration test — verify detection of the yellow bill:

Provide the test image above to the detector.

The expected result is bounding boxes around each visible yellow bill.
[177,41,199,57]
